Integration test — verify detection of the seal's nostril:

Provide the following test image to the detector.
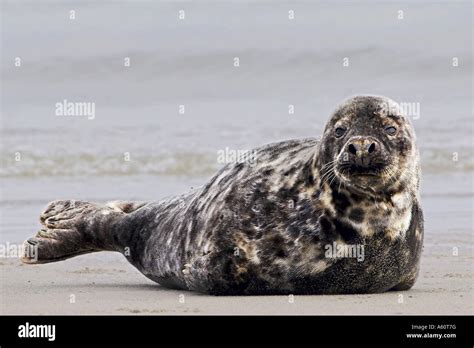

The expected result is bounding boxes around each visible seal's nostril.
[368,143,376,154]
[348,144,357,155]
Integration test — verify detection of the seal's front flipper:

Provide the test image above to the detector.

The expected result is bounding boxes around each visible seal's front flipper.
[22,200,124,264]
[390,271,418,291]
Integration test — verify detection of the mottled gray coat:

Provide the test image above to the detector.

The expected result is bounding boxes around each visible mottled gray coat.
[23,95,424,295]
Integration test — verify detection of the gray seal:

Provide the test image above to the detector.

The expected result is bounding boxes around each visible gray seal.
[22,95,424,295]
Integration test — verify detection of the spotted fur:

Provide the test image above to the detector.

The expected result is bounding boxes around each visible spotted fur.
[23,95,424,295]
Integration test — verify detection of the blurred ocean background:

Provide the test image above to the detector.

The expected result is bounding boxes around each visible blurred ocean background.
[0,1,472,250]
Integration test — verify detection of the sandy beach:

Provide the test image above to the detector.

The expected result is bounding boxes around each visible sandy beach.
[1,228,471,315]
[1,173,472,315]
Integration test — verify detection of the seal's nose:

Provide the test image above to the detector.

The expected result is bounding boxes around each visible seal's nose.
[345,137,380,167]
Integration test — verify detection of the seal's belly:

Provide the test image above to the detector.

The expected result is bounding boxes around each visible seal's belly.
[206,232,414,295]
[299,240,411,294]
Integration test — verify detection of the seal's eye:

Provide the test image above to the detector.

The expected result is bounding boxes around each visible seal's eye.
[335,127,346,138]
[385,126,397,136]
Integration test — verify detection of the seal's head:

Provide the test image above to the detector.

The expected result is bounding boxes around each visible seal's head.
[318,95,419,196]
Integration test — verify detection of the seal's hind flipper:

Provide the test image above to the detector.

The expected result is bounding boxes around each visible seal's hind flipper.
[106,201,147,214]
[22,199,124,264]
[22,229,99,264]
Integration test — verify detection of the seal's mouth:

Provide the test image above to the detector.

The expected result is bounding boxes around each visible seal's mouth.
[344,165,384,177]
[335,163,389,190]
[352,172,378,177]
[332,135,393,190]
